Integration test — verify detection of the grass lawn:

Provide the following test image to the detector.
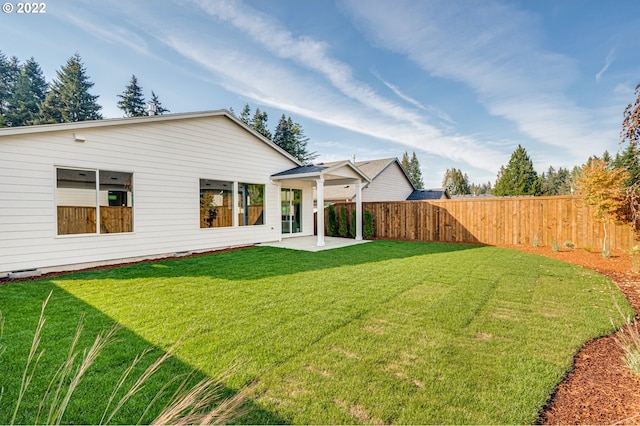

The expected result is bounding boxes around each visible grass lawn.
[0,241,633,424]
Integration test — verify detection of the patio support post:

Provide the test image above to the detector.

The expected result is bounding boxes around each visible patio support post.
[355,181,363,241]
[316,177,325,247]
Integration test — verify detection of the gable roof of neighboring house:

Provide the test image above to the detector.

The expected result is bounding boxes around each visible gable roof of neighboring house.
[407,188,451,200]
[0,109,302,166]
[320,158,414,201]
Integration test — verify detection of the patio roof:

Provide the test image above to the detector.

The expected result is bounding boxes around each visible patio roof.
[271,160,370,185]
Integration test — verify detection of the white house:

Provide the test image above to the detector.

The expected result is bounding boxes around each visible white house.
[319,158,415,203]
[0,110,368,277]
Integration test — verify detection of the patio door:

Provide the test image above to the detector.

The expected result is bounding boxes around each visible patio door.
[281,188,302,234]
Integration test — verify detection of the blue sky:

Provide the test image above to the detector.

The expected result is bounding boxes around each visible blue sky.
[2,0,640,187]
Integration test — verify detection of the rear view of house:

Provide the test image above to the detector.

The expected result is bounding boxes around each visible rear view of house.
[0,110,317,276]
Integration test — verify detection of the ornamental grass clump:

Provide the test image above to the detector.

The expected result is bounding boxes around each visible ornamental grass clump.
[614,318,640,376]
[1,292,250,425]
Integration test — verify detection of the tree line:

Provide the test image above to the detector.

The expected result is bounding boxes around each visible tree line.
[0,51,170,126]
[0,51,314,163]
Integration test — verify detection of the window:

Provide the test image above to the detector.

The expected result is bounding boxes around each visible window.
[200,179,233,228]
[56,168,133,235]
[238,183,264,226]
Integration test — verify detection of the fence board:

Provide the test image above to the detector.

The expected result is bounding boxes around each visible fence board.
[327,196,638,252]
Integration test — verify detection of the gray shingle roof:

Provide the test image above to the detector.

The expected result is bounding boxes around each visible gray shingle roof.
[407,188,451,200]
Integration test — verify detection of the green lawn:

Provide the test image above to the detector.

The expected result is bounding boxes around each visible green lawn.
[0,241,633,424]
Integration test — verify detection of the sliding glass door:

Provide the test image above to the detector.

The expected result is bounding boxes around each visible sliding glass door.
[281,188,302,234]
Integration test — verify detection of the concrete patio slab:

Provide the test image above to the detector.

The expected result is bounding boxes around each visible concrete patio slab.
[258,236,371,252]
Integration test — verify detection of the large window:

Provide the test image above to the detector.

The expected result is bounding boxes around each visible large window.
[238,183,264,226]
[56,168,133,235]
[200,179,233,228]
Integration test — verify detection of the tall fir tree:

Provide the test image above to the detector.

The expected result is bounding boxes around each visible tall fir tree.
[37,53,102,123]
[493,145,542,196]
[401,151,424,189]
[148,90,169,115]
[614,143,640,187]
[273,114,317,164]
[0,52,21,126]
[239,103,251,125]
[117,75,146,117]
[273,114,294,153]
[3,57,48,127]
[251,108,272,139]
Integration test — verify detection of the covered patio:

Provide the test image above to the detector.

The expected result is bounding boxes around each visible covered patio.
[271,161,370,247]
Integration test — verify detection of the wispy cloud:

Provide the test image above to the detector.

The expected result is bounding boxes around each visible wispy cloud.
[160,28,504,172]
[342,0,609,162]
[57,7,151,56]
[373,72,457,126]
[166,0,504,171]
[596,48,616,82]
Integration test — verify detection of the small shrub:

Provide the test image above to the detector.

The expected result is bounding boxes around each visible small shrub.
[363,210,374,239]
[602,249,611,258]
[338,206,348,237]
[326,205,338,237]
[532,240,539,248]
[349,210,356,238]
[551,242,560,252]
[583,245,592,253]
[565,241,575,249]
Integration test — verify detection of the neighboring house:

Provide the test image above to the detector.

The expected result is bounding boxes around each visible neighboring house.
[319,157,415,203]
[0,110,367,277]
[407,188,451,200]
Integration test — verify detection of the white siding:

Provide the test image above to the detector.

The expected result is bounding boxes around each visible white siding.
[0,115,299,274]
[362,163,414,202]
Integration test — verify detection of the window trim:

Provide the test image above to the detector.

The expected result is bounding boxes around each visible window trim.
[55,166,134,236]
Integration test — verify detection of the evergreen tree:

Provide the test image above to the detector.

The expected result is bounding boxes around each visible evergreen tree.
[273,114,294,153]
[442,168,470,195]
[4,57,48,126]
[272,114,317,164]
[409,153,424,189]
[614,144,640,187]
[401,151,424,189]
[541,166,573,196]
[493,145,542,196]
[149,90,169,115]
[37,53,102,123]
[251,108,272,139]
[469,181,493,195]
[117,75,146,117]
[0,52,20,125]
[239,103,251,125]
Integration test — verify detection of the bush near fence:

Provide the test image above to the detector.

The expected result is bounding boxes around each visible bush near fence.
[325,196,638,252]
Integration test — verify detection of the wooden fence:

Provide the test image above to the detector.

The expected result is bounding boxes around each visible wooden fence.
[328,196,639,251]
[57,206,133,234]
